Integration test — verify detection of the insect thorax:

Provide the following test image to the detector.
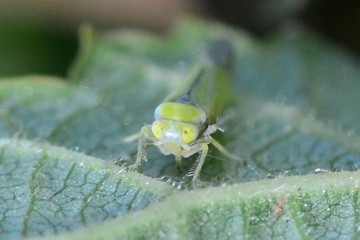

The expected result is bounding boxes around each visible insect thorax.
[154,102,206,125]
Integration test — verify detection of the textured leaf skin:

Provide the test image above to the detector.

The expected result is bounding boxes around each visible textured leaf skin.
[0,139,173,239]
[41,171,360,240]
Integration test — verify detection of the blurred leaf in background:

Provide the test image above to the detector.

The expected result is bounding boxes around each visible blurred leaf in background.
[0,17,77,77]
[1,0,359,77]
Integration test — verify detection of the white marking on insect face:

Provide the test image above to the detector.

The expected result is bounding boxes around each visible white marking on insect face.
[162,126,180,141]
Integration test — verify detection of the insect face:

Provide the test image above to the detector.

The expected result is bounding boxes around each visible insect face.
[151,120,199,144]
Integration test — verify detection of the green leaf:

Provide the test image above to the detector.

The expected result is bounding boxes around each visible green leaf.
[0,139,173,239]
[40,170,360,240]
[1,17,360,238]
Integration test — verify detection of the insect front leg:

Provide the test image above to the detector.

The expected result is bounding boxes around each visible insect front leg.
[183,143,209,183]
[127,125,152,170]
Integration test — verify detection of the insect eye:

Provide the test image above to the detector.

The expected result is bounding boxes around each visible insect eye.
[182,125,198,143]
[151,121,163,139]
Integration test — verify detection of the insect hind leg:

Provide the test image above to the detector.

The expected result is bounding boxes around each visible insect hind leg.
[209,136,244,164]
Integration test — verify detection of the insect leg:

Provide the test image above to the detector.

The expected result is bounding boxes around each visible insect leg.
[184,143,209,183]
[175,155,182,168]
[127,125,151,170]
[209,136,244,163]
[121,131,141,143]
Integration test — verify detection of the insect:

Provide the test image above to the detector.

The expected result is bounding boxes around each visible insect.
[125,39,241,182]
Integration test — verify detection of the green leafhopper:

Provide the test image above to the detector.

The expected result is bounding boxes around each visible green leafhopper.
[126,39,241,183]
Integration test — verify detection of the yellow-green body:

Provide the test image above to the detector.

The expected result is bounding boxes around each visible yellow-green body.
[127,40,240,183]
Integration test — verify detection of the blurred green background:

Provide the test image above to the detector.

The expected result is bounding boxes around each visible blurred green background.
[0,0,359,78]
